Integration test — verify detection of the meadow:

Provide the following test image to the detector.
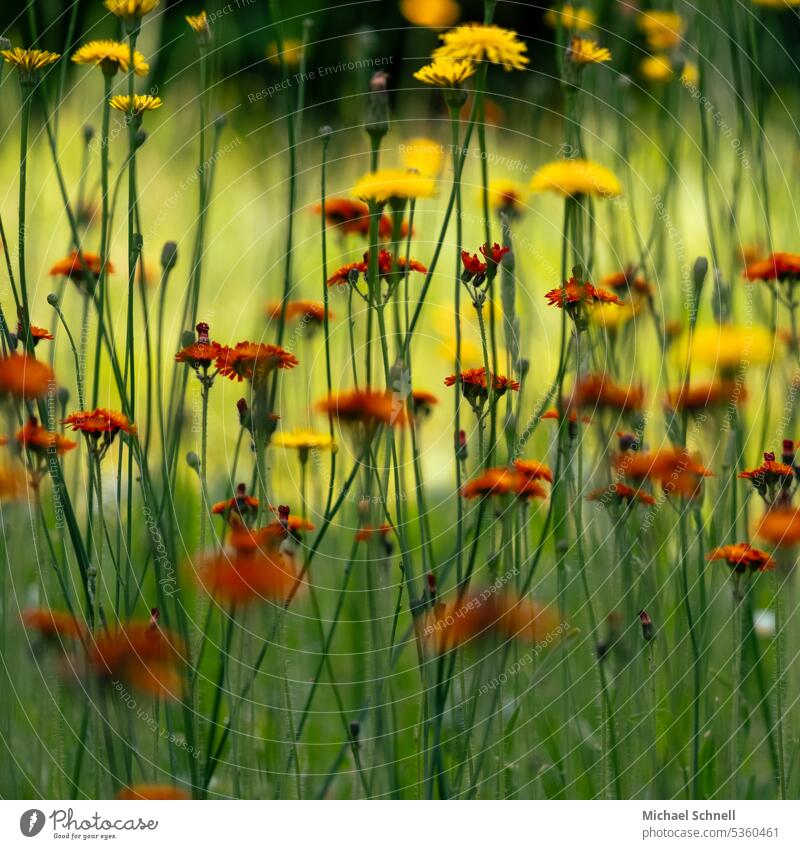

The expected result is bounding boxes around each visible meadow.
[1,0,800,801]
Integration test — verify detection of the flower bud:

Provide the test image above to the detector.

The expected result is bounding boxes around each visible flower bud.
[161,241,178,271]
[639,609,655,642]
[186,451,201,471]
[364,71,390,141]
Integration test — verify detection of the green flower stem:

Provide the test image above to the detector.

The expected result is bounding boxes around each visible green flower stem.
[17,84,34,351]
[773,561,788,799]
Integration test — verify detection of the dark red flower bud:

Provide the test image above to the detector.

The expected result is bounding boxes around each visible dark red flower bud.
[639,609,655,642]
[196,321,210,343]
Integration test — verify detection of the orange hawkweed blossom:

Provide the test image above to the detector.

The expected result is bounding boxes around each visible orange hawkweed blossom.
[664,379,746,412]
[462,468,547,500]
[0,354,55,400]
[215,342,298,382]
[707,543,775,574]
[16,417,77,456]
[88,617,185,699]
[743,251,800,283]
[198,545,299,606]
[570,373,645,413]
[587,483,656,507]
[755,508,800,548]
[316,389,405,428]
[425,592,559,652]
[22,608,86,641]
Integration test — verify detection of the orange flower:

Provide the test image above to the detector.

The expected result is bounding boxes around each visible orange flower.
[541,406,591,424]
[739,456,794,484]
[444,367,520,403]
[377,248,428,277]
[545,277,622,309]
[355,523,393,542]
[616,447,712,482]
[266,301,331,324]
[313,198,409,239]
[327,260,367,287]
[571,373,645,412]
[0,354,55,399]
[586,483,656,507]
[211,485,259,521]
[88,619,185,698]
[707,543,775,574]
[600,268,653,296]
[513,459,553,483]
[22,608,86,641]
[462,467,547,500]
[755,508,800,548]
[425,592,559,652]
[664,379,746,411]
[316,389,405,427]
[198,547,299,605]
[118,785,189,800]
[16,417,77,456]
[63,408,136,436]
[228,516,314,549]
[17,323,54,345]
[49,250,113,280]
[743,251,800,283]
[617,447,712,498]
[175,322,227,369]
[216,342,298,381]
[411,390,438,417]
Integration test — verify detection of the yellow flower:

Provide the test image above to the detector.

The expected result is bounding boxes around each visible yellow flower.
[272,429,336,452]
[640,54,698,86]
[0,465,27,503]
[591,300,640,331]
[71,40,149,76]
[109,94,163,115]
[485,178,528,214]
[567,36,611,66]
[185,11,208,32]
[530,159,622,198]
[544,5,596,30]
[433,23,529,71]
[104,0,160,19]
[353,169,436,205]
[754,0,800,6]
[678,324,774,370]
[401,138,444,176]
[1,47,60,77]
[266,38,303,68]
[413,56,475,87]
[638,10,685,50]
[400,0,461,29]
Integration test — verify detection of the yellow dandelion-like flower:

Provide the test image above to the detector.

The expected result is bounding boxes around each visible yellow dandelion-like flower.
[71,40,149,76]
[352,168,436,205]
[677,324,774,370]
[266,38,303,68]
[567,36,611,66]
[109,94,163,116]
[544,5,596,30]
[413,56,475,87]
[638,10,685,50]
[530,159,622,198]
[272,429,336,452]
[485,178,528,214]
[185,11,208,32]
[400,0,461,29]
[640,54,698,86]
[104,0,160,20]
[433,23,529,71]
[1,47,60,78]
[401,137,445,177]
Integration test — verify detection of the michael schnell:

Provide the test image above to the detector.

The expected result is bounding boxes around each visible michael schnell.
[643,810,736,821]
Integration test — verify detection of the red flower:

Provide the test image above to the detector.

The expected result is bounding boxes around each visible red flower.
[545,278,622,309]
[480,242,509,265]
